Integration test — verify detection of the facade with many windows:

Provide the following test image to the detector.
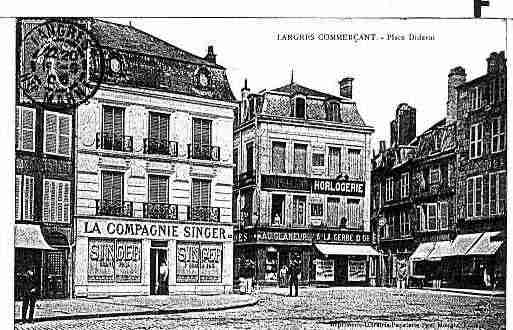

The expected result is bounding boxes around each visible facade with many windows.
[15,20,75,299]
[234,78,377,286]
[73,20,237,296]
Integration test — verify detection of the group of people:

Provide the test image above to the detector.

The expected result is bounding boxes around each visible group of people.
[279,260,300,296]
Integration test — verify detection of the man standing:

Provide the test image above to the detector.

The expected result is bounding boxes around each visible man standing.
[21,269,37,323]
[288,260,299,297]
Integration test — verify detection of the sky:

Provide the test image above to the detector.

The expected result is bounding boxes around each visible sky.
[108,18,505,150]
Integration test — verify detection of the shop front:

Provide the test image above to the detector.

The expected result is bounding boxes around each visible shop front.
[234,227,378,286]
[74,218,233,297]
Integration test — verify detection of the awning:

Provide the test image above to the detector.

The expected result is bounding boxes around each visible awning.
[449,233,482,256]
[15,224,55,250]
[466,231,504,256]
[427,241,452,260]
[410,242,435,261]
[315,244,380,256]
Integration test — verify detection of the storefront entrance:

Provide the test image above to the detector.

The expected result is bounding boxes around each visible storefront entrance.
[150,241,168,295]
[43,250,67,298]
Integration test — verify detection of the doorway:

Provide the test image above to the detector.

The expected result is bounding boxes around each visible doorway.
[150,241,168,295]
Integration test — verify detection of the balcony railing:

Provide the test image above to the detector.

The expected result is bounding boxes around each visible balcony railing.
[143,203,178,220]
[187,206,220,222]
[143,138,178,157]
[187,144,220,161]
[96,133,133,152]
[96,200,133,217]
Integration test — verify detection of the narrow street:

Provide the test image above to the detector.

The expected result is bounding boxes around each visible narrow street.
[15,287,505,329]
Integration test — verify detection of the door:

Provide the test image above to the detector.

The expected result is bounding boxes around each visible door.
[150,247,169,295]
[43,250,66,298]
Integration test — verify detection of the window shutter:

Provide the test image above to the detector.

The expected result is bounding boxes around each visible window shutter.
[114,108,124,138]
[15,175,22,221]
[102,172,123,202]
[103,107,114,136]
[22,108,35,151]
[63,181,70,222]
[58,115,71,155]
[193,118,202,147]
[50,180,57,222]
[15,108,20,149]
[149,113,160,140]
[201,119,211,146]
[192,179,201,208]
[102,172,113,201]
[475,177,482,216]
[43,180,50,221]
[327,198,338,227]
[160,115,169,141]
[23,176,34,220]
[200,180,210,207]
[57,181,64,222]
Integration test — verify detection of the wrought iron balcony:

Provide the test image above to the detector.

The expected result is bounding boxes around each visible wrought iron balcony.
[96,200,133,217]
[96,133,133,152]
[187,144,220,161]
[143,203,178,220]
[187,206,220,222]
[143,138,178,157]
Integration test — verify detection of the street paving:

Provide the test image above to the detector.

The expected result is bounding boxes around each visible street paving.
[15,287,505,329]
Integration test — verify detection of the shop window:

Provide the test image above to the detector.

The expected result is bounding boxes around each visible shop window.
[326,197,339,227]
[44,111,71,157]
[293,144,307,175]
[271,194,285,226]
[489,171,506,215]
[265,249,278,281]
[15,107,36,152]
[328,147,341,177]
[292,196,306,226]
[467,176,483,218]
[43,179,71,223]
[311,203,323,217]
[312,153,324,167]
[272,141,286,173]
[347,148,361,179]
[491,117,505,153]
[347,199,362,229]
[469,123,483,159]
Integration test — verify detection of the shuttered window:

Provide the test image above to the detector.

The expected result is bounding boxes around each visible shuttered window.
[16,107,36,152]
[327,198,339,227]
[192,118,211,147]
[102,172,123,202]
[328,147,341,177]
[348,148,361,179]
[23,176,34,221]
[148,175,169,204]
[43,179,71,223]
[103,105,124,138]
[347,199,362,229]
[271,142,286,173]
[192,179,211,208]
[293,144,307,174]
[149,112,169,141]
[15,175,22,221]
[44,112,71,156]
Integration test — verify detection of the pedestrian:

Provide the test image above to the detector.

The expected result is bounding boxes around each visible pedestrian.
[20,268,38,323]
[158,260,168,295]
[288,260,299,297]
[280,264,288,287]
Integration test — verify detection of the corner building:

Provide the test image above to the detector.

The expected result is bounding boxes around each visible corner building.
[233,78,377,286]
[74,20,237,297]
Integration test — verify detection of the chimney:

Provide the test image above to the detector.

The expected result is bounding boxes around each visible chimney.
[339,77,354,99]
[390,119,397,147]
[240,78,250,121]
[205,45,216,64]
[379,140,386,153]
[395,103,416,145]
[487,51,507,74]
[447,66,466,123]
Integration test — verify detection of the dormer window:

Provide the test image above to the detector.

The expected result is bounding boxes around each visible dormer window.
[196,67,211,89]
[291,96,306,119]
[326,102,340,121]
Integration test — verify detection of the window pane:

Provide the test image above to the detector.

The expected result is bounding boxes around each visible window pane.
[328,147,341,177]
[272,142,286,173]
[271,195,285,225]
[292,196,306,225]
[293,144,307,174]
[327,198,339,227]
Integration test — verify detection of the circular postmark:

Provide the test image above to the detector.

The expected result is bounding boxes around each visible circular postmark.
[19,19,105,110]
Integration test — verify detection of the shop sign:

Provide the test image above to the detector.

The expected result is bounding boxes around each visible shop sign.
[88,239,142,283]
[79,219,232,242]
[261,175,365,197]
[235,228,371,244]
[315,259,334,281]
[348,259,367,282]
[176,242,223,283]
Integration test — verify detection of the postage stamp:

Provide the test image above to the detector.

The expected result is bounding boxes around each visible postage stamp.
[18,18,105,110]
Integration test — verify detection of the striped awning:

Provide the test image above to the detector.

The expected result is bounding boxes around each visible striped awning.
[15,224,55,250]
[427,241,453,260]
[410,242,435,261]
[449,233,482,256]
[466,231,504,256]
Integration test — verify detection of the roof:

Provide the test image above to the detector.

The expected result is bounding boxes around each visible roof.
[90,19,222,69]
[271,82,352,102]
